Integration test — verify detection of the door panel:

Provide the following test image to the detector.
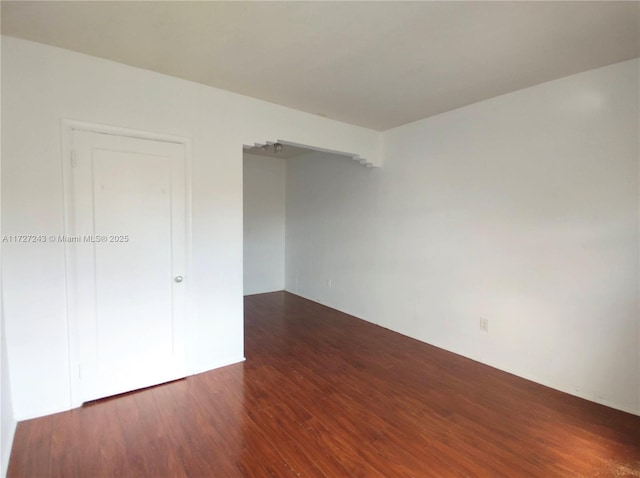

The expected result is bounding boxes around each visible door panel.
[71,130,187,402]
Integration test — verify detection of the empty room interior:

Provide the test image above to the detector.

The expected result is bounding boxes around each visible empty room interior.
[1,2,640,477]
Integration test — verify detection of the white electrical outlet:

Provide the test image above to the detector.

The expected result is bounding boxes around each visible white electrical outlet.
[480,318,489,332]
[327,279,332,288]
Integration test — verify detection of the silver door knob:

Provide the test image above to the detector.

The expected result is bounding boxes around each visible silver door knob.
[174,276,184,283]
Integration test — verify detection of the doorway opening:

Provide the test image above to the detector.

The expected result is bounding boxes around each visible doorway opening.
[242,142,316,296]
[242,140,371,297]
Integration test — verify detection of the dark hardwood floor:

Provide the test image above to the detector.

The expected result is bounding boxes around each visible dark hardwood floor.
[8,291,640,477]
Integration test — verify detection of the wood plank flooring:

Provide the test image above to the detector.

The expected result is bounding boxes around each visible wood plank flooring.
[8,291,640,477]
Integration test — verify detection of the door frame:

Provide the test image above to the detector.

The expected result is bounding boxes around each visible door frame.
[61,119,193,409]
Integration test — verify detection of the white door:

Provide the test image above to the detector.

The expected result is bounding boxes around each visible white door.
[71,130,187,402]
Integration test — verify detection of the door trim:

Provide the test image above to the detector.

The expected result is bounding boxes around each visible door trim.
[61,119,193,409]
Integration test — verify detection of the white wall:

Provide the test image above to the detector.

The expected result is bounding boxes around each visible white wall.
[3,35,638,421]
[1,36,380,420]
[286,153,382,319]
[0,31,17,475]
[1,302,16,478]
[243,153,286,295]
[286,59,640,415]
